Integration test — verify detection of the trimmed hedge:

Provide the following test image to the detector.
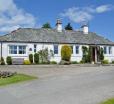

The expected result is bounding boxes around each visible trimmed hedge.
[6,56,12,65]
[102,60,109,64]
[61,45,72,61]
[29,54,33,64]
[34,53,39,64]
[24,60,31,65]
[50,61,57,64]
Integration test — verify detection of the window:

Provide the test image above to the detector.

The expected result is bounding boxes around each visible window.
[54,45,58,54]
[104,47,107,54]
[109,46,112,54]
[76,46,79,54]
[19,46,26,54]
[9,46,17,54]
[34,44,37,53]
[9,45,26,54]
[70,46,73,54]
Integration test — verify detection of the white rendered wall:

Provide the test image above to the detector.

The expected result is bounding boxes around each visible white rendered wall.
[1,42,83,63]
[101,46,114,62]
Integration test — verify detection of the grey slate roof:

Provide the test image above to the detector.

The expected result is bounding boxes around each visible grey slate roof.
[0,28,113,45]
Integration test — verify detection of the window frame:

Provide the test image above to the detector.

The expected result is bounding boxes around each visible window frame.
[75,46,79,54]
[8,45,27,55]
[54,45,58,54]
[104,46,107,54]
[109,46,112,54]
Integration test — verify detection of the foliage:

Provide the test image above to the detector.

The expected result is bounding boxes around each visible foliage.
[42,22,51,29]
[82,46,92,63]
[1,57,5,65]
[38,48,53,64]
[65,23,73,30]
[71,61,79,64]
[79,60,85,64]
[0,74,37,86]
[50,61,57,64]
[24,60,31,65]
[6,56,12,65]
[34,53,39,64]
[99,47,104,61]
[112,61,114,64]
[0,71,16,78]
[101,60,109,64]
[61,45,72,61]
[29,54,33,64]
[100,98,114,104]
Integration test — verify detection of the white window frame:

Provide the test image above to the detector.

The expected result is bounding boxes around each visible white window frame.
[75,45,79,54]
[54,45,58,54]
[8,45,27,55]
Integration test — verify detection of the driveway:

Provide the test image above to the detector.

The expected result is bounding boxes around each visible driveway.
[0,65,114,104]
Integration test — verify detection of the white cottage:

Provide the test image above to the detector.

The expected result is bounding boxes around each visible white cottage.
[0,20,114,64]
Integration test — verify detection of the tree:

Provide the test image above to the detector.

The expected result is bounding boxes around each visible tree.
[61,45,72,61]
[65,23,73,30]
[42,22,51,29]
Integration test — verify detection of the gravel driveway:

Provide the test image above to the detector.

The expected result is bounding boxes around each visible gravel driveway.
[0,65,114,104]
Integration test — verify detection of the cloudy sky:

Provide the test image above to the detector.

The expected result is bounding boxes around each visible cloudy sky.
[0,0,114,41]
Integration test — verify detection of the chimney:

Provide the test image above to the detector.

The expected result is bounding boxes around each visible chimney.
[81,25,89,34]
[56,19,62,32]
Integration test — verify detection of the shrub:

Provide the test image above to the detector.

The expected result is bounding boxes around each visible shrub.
[102,60,109,64]
[112,61,114,64]
[61,45,72,61]
[71,61,78,64]
[29,54,33,64]
[34,53,39,64]
[24,60,31,65]
[79,60,85,64]
[100,48,104,61]
[6,56,12,65]
[50,61,57,64]
[1,57,5,65]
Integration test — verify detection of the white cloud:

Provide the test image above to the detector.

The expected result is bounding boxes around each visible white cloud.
[96,5,113,13]
[60,4,113,23]
[0,0,36,33]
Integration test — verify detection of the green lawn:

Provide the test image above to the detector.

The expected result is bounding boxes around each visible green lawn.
[0,74,37,86]
[100,98,114,104]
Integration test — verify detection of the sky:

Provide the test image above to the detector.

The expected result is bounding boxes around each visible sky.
[0,0,114,41]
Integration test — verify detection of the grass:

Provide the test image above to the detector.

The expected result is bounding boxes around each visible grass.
[0,74,37,86]
[100,98,114,104]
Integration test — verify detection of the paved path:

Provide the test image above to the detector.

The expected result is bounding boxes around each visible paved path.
[0,65,114,104]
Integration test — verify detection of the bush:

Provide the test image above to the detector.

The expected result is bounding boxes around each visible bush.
[6,56,12,65]
[1,57,5,65]
[29,54,33,64]
[39,61,50,65]
[24,60,31,65]
[79,60,85,64]
[50,61,57,64]
[102,60,109,64]
[34,53,39,64]
[100,48,104,61]
[61,45,72,61]
[112,61,114,64]
[71,61,78,64]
